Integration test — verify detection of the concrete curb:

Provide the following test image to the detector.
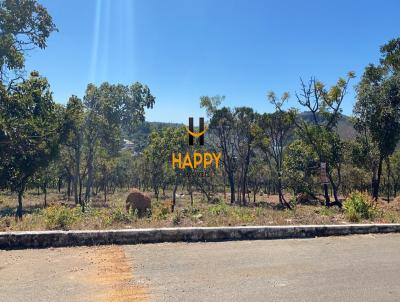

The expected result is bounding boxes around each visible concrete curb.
[1,224,400,250]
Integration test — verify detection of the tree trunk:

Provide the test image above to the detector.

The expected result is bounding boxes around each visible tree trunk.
[16,188,24,220]
[67,176,71,200]
[372,157,383,201]
[228,173,235,204]
[85,145,94,202]
[386,160,391,203]
[223,172,227,201]
[172,181,178,212]
[277,176,291,209]
[323,183,331,206]
[79,178,84,209]
[74,146,80,205]
[58,177,62,193]
[104,173,108,203]
[44,186,47,207]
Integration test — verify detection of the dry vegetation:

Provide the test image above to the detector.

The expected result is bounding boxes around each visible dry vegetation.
[1,189,400,232]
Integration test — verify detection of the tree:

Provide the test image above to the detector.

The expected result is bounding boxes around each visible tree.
[256,92,293,208]
[354,38,400,200]
[389,150,400,198]
[143,127,187,211]
[0,0,57,83]
[234,107,256,205]
[283,139,318,196]
[293,72,355,207]
[143,130,169,200]
[83,82,155,204]
[0,71,61,218]
[208,107,238,204]
[62,95,85,207]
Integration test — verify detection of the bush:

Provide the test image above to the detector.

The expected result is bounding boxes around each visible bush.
[153,202,170,221]
[111,206,136,223]
[209,201,228,216]
[172,210,182,225]
[42,205,81,230]
[343,191,375,222]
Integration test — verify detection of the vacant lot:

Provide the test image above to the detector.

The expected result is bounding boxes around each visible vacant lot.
[1,189,400,232]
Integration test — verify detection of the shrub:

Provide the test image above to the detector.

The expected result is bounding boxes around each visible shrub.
[172,210,182,225]
[343,191,375,222]
[111,206,136,224]
[153,203,170,220]
[42,205,81,230]
[209,201,228,216]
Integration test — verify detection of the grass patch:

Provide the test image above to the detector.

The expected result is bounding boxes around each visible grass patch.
[1,189,400,231]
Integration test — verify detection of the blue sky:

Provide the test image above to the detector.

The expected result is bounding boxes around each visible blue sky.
[26,0,400,123]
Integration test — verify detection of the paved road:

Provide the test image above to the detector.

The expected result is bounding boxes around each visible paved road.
[125,234,400,302]
[1,234,400,301]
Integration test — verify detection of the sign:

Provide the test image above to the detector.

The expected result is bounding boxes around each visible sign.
[320,162,329,184]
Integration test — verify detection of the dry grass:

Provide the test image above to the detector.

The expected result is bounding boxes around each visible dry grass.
[1,189,400,232]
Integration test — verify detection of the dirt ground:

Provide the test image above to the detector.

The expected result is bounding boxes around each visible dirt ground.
[0,246,149,302]
[1,190,400,232]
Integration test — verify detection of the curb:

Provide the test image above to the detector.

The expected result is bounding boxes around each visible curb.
[1,224,400,250]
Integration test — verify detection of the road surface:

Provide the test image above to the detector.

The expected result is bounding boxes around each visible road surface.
[1,234,400,301]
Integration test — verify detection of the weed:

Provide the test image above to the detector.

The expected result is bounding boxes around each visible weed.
[209,201,228,216]
[343,191,375,222]
[42,205,81,230]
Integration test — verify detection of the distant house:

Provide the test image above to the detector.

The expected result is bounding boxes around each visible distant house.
[122,139,135,151]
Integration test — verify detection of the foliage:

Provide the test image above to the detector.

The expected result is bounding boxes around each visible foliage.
[42,205,81,230]
[283,140,318,194]
[0,72,62,217]
[110,206,137,223]
[343,191,375,222]
[209,201,228,216]
[0,0,57,82]
[293,72,355,206]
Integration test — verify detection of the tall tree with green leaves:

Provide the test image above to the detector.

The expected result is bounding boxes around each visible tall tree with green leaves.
[354,38,400,200]
[0,0,57,84]
[0,71,61,218]
[83,82,155,203]
[256,92,293,209]
[234,107,256,205]
[208,106,237,204]
[293,72,355,207]
[62,95,85,207]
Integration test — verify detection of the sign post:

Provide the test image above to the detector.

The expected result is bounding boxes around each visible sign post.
[320,162,329,184]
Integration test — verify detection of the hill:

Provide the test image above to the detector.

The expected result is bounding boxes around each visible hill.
[126,113,357,153]
[298,112,357,141]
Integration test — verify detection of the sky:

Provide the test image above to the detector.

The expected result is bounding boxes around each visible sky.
[25,0,400,123]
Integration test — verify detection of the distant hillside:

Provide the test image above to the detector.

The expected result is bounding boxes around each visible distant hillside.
[126,114,358,153]
[298,112,357,141]
[127,121,183,152]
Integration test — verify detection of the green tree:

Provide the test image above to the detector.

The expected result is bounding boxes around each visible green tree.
[283,139,318,196]
[234,107,256,205]
[389,150,400,197]
[83,82,155,203]
[294,72,355,207]
[208,107,237,204]
[0,71,61,218]
[143,127,186,211]
[354,38,400,200]
[62,95,85,207]
[0,0,57,83]
[256,92,293,208]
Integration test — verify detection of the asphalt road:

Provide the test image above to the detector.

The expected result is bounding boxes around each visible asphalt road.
[1,234,400,301]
